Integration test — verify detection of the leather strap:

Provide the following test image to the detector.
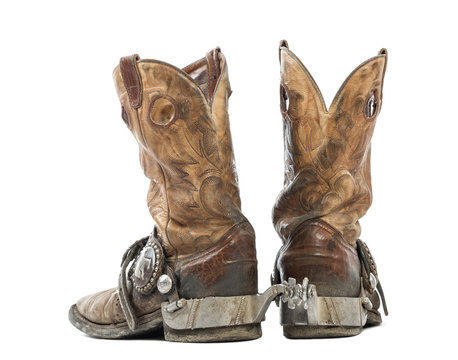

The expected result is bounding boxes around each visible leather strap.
[206,48,221,103]
[118,236,149,330]
[120,54,142,109]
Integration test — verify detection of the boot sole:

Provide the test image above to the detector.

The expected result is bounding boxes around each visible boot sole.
[283,325,362,338]
[281,307,382,338]
[68,304,163,339]
[69,302,263,342]
[164,323,262,342]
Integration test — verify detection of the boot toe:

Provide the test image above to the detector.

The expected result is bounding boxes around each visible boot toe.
[76,288,125,325]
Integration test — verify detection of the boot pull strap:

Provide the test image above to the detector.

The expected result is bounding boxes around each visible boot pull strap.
[279,40,289,62]
[120,54,142,109]
[206,47,221,103]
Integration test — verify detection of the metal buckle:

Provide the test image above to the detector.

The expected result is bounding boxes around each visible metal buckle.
[131,236,164,295]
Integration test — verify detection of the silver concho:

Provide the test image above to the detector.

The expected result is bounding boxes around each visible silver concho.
[132,237,163,294]
[157,274,173,294]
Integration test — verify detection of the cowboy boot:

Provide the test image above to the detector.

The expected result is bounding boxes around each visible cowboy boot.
[69,48,280,342]
[271,41,388,338]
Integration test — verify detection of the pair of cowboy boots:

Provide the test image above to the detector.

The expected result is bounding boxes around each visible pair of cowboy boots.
[69,41,388,342]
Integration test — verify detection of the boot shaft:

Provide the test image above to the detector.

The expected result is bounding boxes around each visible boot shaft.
[272,45,389,336]
[113,49,248,260]
[273,43,387,246]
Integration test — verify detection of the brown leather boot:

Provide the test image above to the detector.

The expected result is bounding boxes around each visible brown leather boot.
[69,48,279,342]
[271,41,388,338]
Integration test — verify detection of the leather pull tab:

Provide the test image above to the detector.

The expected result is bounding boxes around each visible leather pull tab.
[120,54,142,109]
[279,40,289,62]
[206,47,221,103]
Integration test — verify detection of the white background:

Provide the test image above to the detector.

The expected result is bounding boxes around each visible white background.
[1,0,456,358]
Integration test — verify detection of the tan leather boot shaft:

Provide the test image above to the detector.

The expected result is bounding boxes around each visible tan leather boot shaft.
[273,44,387,247]
[113,49,246,261]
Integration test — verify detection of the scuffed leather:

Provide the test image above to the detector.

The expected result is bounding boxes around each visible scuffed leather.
[75,49,257,328]
[277,219,361,297]
[77,286,165,325]
[76,288,124,325]
[177,221,257,298]
[273,44,387,319]
[273,45,387,247]
[113,50,247,260]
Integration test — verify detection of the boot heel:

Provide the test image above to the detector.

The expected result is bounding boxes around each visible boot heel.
[161,285,283,343]
[282,325,362,339]
[279,278,371,338]
[164,323,262,342]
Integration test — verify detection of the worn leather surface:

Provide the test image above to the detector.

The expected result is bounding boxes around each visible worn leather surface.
[75,49,257,328]
[273,44,387,247]
[113,49,247,260]
[277,219,361,297]
[77,288,124,324]
[76,286,164,325]
[273,43,387,304]
[177,221,258,298]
